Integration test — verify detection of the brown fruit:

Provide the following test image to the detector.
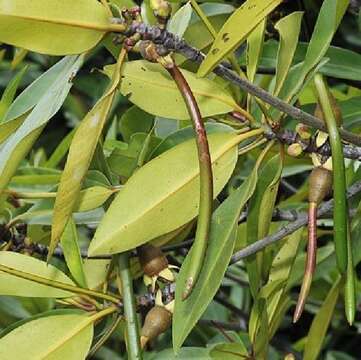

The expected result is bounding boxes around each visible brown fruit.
[308,166,332,205]
[140,305,172,348]
[137,244,168,277]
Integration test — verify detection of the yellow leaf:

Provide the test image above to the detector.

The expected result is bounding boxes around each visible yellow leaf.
[0,0,118,55]
[50,50,126,260]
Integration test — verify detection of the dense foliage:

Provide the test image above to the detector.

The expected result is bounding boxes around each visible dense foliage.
[0,0,361,359]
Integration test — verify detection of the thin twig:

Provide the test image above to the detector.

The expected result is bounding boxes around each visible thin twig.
[122,23,361,146]
[230,179,361,264]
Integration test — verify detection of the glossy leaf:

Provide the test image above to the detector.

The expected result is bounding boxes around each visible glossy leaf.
[88,131,249,256]
[0,56,83,192]
[0,313,93,359]
[198,0,283,76]
[0,252,75,298]
[273,12,303,96]
[60,218,88,288]
[275,0,349,110]
[50,54,124,259]
[249,298,268,359]
[173,164,259,351]
[0,0,112,55]
[113,60,238,120]
[246,153,283,297]
[304,278,341,360]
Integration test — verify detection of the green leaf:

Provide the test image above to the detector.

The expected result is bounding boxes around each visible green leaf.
[112,60,238,120]
[119,105,154,143]
[243,41,361,82]
[74,186,115,212]
[44,128,76,169]
[172,165,259,351]
[0,0,112,55]
[88,131,246,256]
[148,347,211,359]
[209,342,248,358]
[0,66,27,122]
[260,228,303,337]
[246,154,283,297]
[273,12,303,96]
[275,0,348,109]
[0,56,77,145]
[197,0,283,77]
[249,298,269,359]
[0,252,75,298]
[108,133,161,179]
[50,55,124,259]
[0,313,94,359]
[167,2,193,38]
[303,278,341,360]
[60,218,88,288]
[0,56,84,192]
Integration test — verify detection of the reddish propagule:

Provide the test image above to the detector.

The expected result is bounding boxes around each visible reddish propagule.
[293,166,332,322]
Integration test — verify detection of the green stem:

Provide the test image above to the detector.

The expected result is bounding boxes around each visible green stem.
[117,253,142,360]
[314,74,348,273]
[0,263,120,304]
[314,74,355,324]
[164,60,213,300]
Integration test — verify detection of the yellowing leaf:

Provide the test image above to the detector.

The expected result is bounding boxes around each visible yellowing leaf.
[88,131,251,256]
[0,252,75,298]
[0,0,113,55]
[50,52,126,260]
[0,313,93,360]
[198,0,282,77]
[114,60,238,120]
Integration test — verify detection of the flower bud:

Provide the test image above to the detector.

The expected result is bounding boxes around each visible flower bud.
[287,143,303,157]
[140,305,172,348]
[138,244,168,277]
[295,123,311,140]
[150,0,172,26]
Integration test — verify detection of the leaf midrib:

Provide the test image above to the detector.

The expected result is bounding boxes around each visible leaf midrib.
[93,134,241,252]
